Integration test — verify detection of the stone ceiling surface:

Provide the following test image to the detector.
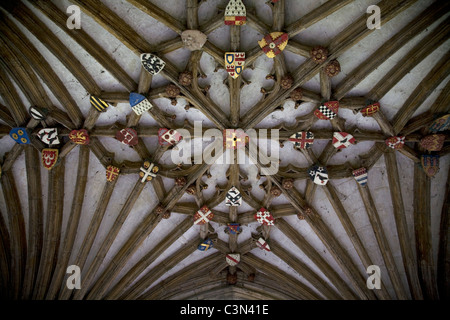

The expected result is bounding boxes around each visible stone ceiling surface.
[0,0,449,301]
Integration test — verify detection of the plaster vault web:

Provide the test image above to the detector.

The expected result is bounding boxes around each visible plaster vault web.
[0,0,449,300]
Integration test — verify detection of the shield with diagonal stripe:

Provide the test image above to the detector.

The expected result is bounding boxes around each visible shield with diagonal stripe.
[193,205,214,225]
[198,238,214,251]
[90,95,109,112]
[256,237,271,252]
[225,223,242,235]
[226,253,240,266]
[29,106,48,121]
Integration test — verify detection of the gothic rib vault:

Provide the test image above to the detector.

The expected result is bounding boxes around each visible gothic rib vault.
[0,0,449,300]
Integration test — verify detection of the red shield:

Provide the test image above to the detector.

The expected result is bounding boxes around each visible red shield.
[258,32,289,58]
[116,128,138,146]
[314,101,339,120]
[158,128,182,146]
[69,129,90,145]
[193,205,214,225]
[385,136,405,149]
[420,134,445,152]
[360,102,380,117]
[254,207,274,226]
[42,149,59,170]
[106,165,120,182]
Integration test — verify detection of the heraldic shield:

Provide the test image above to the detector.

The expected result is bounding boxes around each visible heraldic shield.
[139,160,159,183]
[421,155,439,178]
[225,186,242,206]
[10,127,30,145]
[254,207,274,226]
[226,223,242,235]
[158,128,182,146]
[420,134,445,152]
[29,106,48,121]
[308,165,329,186]
[315,101,339,120]
[385,136,405,149]
[258,32,289,58]
[429,114,450,133]
[225,52,245,79]
[226,253,240,266]
[90,95,109,112]
[332,132,356,149]
[37,128,60,145]
[289,131,314,150]
[352,167,368,187]
[69,129,90,145]
[256,237,271,252]
[223,129,248,149]
[194,205,214,225]
[116,128,138,146]
[42,149,59,170]
[106,165,120,182]
[129,92,153,115]
[360,101,380,117]
[198,238,214,251]
[224,0,246,25]
[141,53,165,75]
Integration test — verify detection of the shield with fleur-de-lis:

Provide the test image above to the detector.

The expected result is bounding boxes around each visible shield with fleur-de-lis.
[226,253,240,266]
[289,131,314,150]
[421,155,440,178]
[256,237,271,252]
[106,165,120,182]
[258,32,289,58]
[225,186,242,206]
[198,238,214,251]
[69,129,90,145]
[420,134,445,152]
[254,207,274,226]
[314,101,339,120]
[141,53,165,75]
[158,128,182,146]
[332,132,356,149]
[360,101,380,117]
[352,167,368,187]
[224,0,246,25]
[116,128,138,146]
[385,136,405,150]
[194,205,214,225]
[308,165,329,186]
[129,92,153,115]
[225,52,245,79]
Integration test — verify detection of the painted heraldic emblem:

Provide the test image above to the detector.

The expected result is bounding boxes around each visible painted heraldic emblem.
[226,223,242,235]
[29,106,48,121]
[225,52,245,79]
[223,129,248,149]
[420,134,445,152]
[421,155,439,178]
[194,205,214,225]
[225,186,242,206]
[360,101,380,117]
[226,253,240,266]
[116,128,138,146]
[332,132,356,149]
[258,32,289,58]
[429,114,450,133]
[9,127,30,144]
[198,238,214,251]
[90,95,109,112]
[256,237,271,252]
[352,167,368,187]
[385,136,405,150]
[158,128,182,146]
[69,129,90,145]
[289,131,314,150]
[315,101,339,120]
[106,165,120,182]
[224,0,246,25]
[139,160,159,183]
[254,207,274,226]
[42,149,59,170]
[141,53,165,75]
[37,128,60,145]
[308,165,329,185]
[129,92,153,115]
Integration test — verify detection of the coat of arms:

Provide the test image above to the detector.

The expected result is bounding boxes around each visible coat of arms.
[225,186,242,206]
[360,101,380,117]
[158,128,182,146]
[223,129,248,149]
[420,134,445,152]
[9,127,30,145]
[129,92,153,115]
[254,207,274,226]
[314,101,339,120]
[289,131,314,150]
[141,53,165,75]
[332,132,356,149]
[29,106,48,121]
[429,114,449,133]
[258,32,289,58]
[308,165,329,185]
[37,128,60,145]
[224,0,246,25]
[256,237,271,252]
[198,238,214,251]
[225,52,245,79]
[225,223,242,235]
[116,128,138,146]
[226,253,240,266]
[90,95,109,112]
[385,136,405,150]
[42,148,59,170]
[421,155,439,178]
[139,160,159,183]
[106,165,120,182]
[69,129,90,145]
[194,205,214,225]
[352,167,368,187]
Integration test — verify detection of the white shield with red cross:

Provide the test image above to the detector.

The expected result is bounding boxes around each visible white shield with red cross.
[332,132,356,149]
[289,131,314,150]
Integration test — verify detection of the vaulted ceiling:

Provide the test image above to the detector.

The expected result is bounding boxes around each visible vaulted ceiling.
[0,0,449,300]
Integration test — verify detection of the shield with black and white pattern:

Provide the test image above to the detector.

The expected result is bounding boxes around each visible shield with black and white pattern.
[141,53,165,75]
[129,92,153,115]
[29,106,48,121]
[314,101,339,120]
[225,186,242,206]
[332,132,356,149]
[37,128,60,145]
[308,165,329,185]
